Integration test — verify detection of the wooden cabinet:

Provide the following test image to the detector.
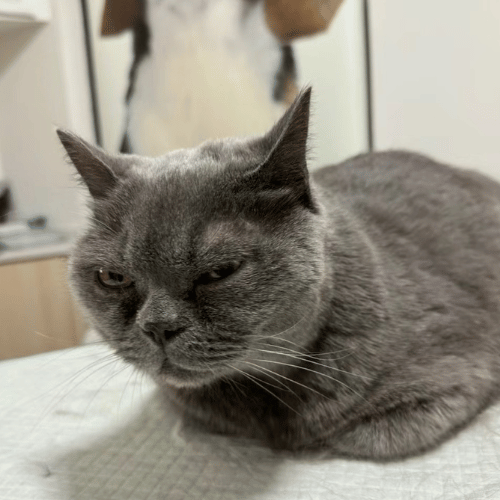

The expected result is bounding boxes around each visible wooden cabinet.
[0,257,87,360]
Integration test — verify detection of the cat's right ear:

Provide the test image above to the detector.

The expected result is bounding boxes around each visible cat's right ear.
[240,87,316,213]
[57,130,123,199]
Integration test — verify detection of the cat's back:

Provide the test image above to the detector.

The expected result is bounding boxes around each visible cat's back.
[315,150,500,204]
[314,150,500,310]
[314,150,500,245]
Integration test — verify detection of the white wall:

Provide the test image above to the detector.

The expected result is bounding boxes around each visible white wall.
[88,0,369,166]
[87,0,132,152]
[294,0,369,170]
[0,0,94,232]
[369,0,500,180]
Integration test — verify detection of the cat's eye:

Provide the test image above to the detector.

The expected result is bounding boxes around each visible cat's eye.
[200,262,242,284]
[97,268,133,289]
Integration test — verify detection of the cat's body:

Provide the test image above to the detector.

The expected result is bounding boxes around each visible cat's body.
[58,89,500,461]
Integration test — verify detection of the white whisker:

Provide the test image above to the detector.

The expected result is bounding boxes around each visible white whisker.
[251,332,347,357]
[251,358,372,407]
[243,361,332,401]
[248,315,308,341]
[251,348,373,381]
[82,363,132,416]
[255,340,353,363]
[241,361,300,397]
[32,354,121,430]
[228,364,302,416]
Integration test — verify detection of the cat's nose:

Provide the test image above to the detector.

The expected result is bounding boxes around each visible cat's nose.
[141,322,186,348]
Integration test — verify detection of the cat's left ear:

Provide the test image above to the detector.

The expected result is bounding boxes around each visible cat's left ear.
[244,87,315,212]
[57,130,125,199]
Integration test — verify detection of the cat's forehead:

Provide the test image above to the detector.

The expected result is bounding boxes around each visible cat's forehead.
[131,136,258,177]
[121,211,259,279]
[115,142,262,270]
[200,219,261,248]
[123,140,246,222]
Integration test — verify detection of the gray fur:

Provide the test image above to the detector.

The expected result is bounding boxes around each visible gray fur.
[58,88,500,461]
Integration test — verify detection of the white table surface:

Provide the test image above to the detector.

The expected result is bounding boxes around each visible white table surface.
[1,344,500,500]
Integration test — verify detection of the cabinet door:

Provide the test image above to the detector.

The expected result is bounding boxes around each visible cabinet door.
[0,257,87,360]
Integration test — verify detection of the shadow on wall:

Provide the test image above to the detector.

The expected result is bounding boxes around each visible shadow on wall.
[0,24,45,78]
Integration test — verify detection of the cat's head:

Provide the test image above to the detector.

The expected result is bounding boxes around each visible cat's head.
[59,88,328,388]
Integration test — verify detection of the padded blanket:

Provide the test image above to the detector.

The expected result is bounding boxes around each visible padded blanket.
[1,344,499,499]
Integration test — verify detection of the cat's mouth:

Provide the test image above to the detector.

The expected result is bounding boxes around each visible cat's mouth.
[157,357,228,388]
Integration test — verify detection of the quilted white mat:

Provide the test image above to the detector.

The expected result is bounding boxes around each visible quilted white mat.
[1,344,499,500]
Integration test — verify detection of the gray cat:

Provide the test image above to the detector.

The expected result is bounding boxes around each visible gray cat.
[58,88,500,461]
